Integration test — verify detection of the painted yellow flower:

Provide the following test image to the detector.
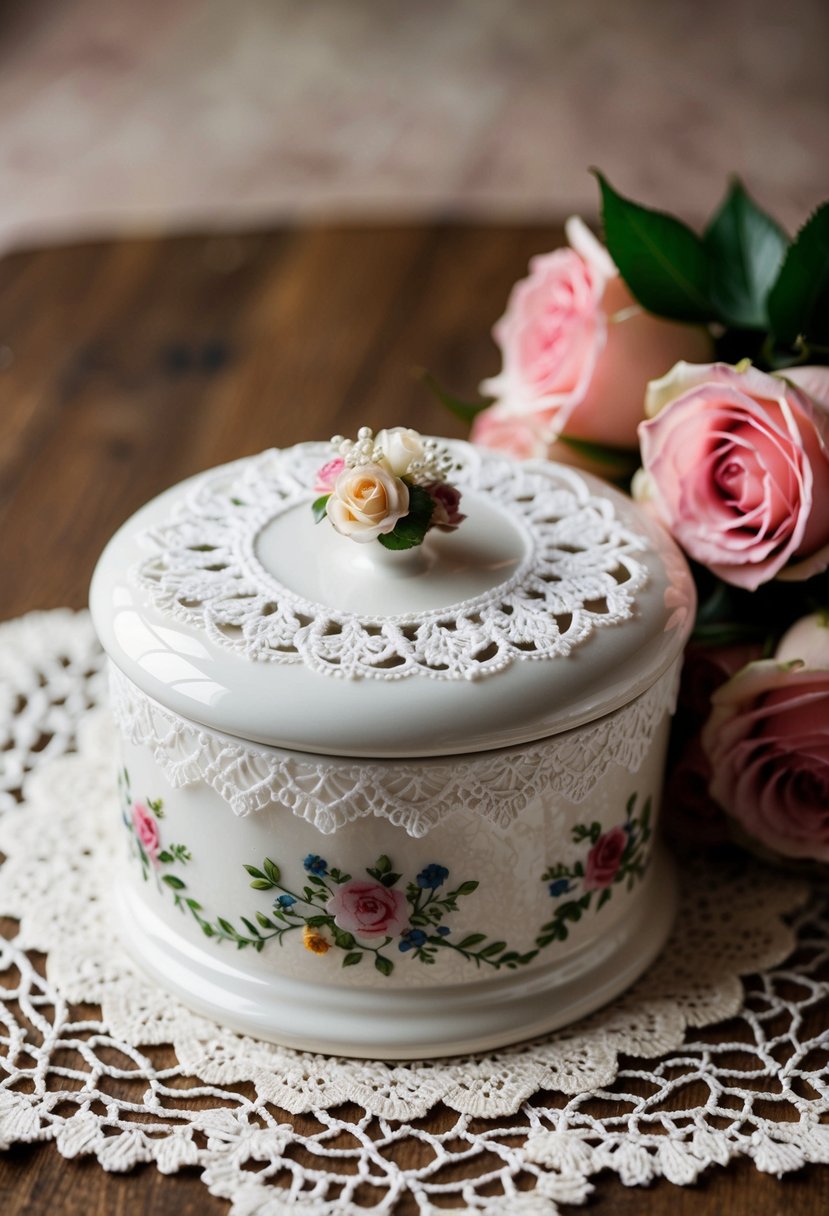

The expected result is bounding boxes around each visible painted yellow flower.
[302,925,331,955]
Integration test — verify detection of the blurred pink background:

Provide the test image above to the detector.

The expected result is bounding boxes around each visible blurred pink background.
[0,0,826,249]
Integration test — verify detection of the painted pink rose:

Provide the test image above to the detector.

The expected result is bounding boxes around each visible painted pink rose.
[702,658,829,861]
[326,880,409,939]
[478,217,710,451]
[314,457,345,494]
[583,826,628,890]
[132,802,160,861]
[637,362,829,591]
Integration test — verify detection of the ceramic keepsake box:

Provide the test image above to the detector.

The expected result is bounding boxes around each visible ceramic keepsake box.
[90,430,694,1058]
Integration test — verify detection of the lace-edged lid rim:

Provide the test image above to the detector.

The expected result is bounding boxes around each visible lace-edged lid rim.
[90,441,695,757]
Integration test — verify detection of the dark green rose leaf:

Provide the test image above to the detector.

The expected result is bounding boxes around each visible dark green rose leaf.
[378,484,435,551]
[374,954,394,977]
[703,179,788,329]
[418,368,489,423]
[596,171,713,322]
[343,952,363,967]
[162,874,186,890]
[768,203,829,347]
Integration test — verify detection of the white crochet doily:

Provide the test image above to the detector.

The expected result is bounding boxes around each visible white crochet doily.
[2,610,829,1216]
[136,445,649,680]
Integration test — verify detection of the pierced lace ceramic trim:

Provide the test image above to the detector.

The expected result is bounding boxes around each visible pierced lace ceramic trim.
[135,444,650,680]
[3,610,827,1216]
[108,660,680,835]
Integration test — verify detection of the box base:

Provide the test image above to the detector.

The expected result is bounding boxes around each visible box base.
[116,847,677,1059]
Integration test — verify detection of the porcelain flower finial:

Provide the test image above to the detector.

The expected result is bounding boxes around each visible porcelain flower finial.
[312,426,465,550]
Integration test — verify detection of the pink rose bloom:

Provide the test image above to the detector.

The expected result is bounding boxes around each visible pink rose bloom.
[326,880,408,939]
[583,826,628,890]
[638,362,829,591]
[470,410,551,461]
[702,656,829,862]
[477,217,710,452]
[424,481,465,532]
[314,457,345,494]
[132,802,160,861]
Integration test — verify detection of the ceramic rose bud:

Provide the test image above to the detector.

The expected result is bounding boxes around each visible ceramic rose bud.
[637,362,829,591]
[702,617,829,863]
[472,216,711,463]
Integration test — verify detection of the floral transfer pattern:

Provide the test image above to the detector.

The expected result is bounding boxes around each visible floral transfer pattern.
[121,771,654,977]
[537,794,653,948]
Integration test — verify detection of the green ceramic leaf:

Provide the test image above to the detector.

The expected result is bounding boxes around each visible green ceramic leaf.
[377,484,435,551]
[312,494,330,524]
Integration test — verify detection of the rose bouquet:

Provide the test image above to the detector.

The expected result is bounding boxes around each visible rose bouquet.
[430,174,829,866]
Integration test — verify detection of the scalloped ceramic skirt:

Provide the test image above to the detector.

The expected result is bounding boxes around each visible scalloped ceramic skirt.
[110,658,681,1058]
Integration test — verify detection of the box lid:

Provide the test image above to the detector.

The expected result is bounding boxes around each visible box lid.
[89,438,694,758]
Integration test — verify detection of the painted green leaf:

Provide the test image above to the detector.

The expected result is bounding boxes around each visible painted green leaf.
[331,927,356,950]
[249,878,274,891]
[596,171,713,322]
[263,858,281,884]
[374,955,394,977]
[343,952,363,967]
[255,911,275,929]
[455,881,479,896]
[703,179,788,329]
[374,855,391,875]
[380,872,402,888]
[768,203,829,346]
[479,941,507,958]
[244,865,266,879]
[162,874,186,890]
[217,918,236,936]
[458,933,486,949]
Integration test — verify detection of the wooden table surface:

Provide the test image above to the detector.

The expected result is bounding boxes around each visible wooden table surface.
[0,225,826,1214]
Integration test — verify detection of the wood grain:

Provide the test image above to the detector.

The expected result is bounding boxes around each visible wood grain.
[0,227,826,1214]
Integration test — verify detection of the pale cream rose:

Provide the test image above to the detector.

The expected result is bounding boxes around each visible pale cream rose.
[375,427,425,476]
[326,463,409,542]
